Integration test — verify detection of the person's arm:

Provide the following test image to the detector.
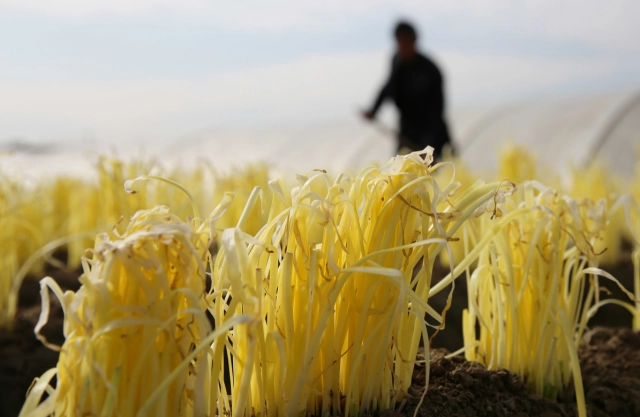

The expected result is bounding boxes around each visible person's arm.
[364,57,398,119]
[369,81,390,117]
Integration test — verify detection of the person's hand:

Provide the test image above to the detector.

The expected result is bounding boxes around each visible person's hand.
[361,110,375,121]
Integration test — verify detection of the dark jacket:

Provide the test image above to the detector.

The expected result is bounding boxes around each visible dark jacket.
[370,53,452,155]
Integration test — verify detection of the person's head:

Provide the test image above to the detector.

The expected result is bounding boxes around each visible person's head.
[394,21,418,60]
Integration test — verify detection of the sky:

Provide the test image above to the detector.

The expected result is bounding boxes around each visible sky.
[1,0,639,145]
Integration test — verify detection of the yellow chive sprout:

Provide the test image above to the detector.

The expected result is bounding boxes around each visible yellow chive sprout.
[20,206,216,417]
[459,181,635,417]
[206,150,514,416]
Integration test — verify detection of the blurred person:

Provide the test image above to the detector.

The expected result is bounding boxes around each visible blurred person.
[363,21,453,159]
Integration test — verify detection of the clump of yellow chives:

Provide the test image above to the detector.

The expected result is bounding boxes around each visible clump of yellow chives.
[0,172,96,330]
[65,179,104,268]
[19,205,215,417]
[0,174,23,328]
[434,154,482,268]
[65,157,211,269]
[0,222,19,328]
[498,143,537,184]
[460,181,634,417]
[210,163,276,237]
[632,157,640,330]
[208,149,517,417]
[49,156,157,270]
[1,155,214,330]
[613,194,640,330]
[0,173,48,329]
[569,162,624,266]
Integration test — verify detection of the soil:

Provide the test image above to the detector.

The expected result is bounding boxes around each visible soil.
[385,328,640,417]
[383,349,567,417]
[1,251,639,417]
[570,327,640,417]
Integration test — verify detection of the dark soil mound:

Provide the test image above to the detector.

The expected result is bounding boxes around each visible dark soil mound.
[398,349,567,417]
[385,327,640,417]
[573,327,640,417]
